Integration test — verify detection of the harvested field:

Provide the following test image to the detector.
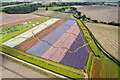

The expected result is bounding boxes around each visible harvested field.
[26,20,76,57]
[15,19,66,51]
[47,12,72,19]
[33,10,56,16]
[2,18,60,47]
[41,23,80,62]
[85,22,119,60]
[0,12,40,26]
[73,5,118,23]
[91,58,119,78]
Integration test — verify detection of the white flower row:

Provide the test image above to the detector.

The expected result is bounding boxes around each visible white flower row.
[2,18,60,48]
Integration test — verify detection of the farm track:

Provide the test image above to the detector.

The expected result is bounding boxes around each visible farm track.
[15,19,66,51]
[2,66,29,79]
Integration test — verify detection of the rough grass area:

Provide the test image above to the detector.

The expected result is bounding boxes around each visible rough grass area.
[1,17,50,43]
[38,6,69,11]
[47,12,72,19]
[76,19,105,58]
[91,57,120,78]
[1,45,85,79]
[85,22,119,60]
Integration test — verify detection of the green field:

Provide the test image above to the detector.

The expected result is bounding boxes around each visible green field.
[1,17,50,43]
[47,12,72,19]
[38,6,70,11]
[90,57,120,78]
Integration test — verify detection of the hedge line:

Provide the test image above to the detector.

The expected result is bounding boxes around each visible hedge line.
[84,52,93,73]
[1,45,85,79]
[76,19,105,58]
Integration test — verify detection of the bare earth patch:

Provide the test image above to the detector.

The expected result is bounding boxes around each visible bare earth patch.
[0,12,40,28]
[33,10,56,16]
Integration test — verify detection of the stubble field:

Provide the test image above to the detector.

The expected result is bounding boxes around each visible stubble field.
[73,5,118,23]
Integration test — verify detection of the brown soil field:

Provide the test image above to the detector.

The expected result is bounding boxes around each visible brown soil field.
[91,58,118,78]
[85,22,119,60]
[91,59,101,78]
[1,17,47,28]
[33,10,56,16]
[0,12,40,28]
[73,5,118,23]
[15,19,66,51]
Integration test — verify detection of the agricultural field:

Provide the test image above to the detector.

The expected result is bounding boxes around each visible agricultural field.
[38,6,69,11]
[47,12,72,19]
[33,10,56,16]
[85,22,119,60]
[1,16,50,43]
[2,18,90,70]
[0,12,41,27]
[73,5,118,23]
[33,10,72,19]
[91,57,120,78]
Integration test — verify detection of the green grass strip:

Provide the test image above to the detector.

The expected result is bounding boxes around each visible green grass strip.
[76,19,105,58]
[1,17,51,43]
[84,52,93,73]
[1,45,85,79]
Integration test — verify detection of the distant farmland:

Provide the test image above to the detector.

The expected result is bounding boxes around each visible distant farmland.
[73,5,118,23]
[0,12,40,28]
[85,22,119,60]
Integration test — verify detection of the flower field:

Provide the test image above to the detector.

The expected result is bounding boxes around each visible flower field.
[2,18,60,47]
[2,18,90,71]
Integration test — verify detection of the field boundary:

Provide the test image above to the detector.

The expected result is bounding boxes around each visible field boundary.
[1,45,85,79]
[80,20,120,66]
[0,52,67,79]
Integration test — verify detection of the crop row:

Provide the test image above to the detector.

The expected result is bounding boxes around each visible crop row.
[15,19,67,51]
[42,23,80,62]
[26,20,76,57]
[2,18,60,47]
[1,17,50,43]
[60,32,89,70]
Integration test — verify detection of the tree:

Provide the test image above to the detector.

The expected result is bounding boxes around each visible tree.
[82,15,86,20]
[78,12,81,16]
[46,7,48,11]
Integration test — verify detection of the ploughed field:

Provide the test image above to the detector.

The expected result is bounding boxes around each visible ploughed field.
[2,18,90,70]
[0,12,42,28]
[85,22,119,60]
[73,5,118,23]
[91,57,119,78]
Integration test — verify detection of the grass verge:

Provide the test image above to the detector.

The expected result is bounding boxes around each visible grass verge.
[1,45,85,79]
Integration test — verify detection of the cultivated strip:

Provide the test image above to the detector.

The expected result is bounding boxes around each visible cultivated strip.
[26,20,76,56]
[15,19,66,51]
[2,18,60,47]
